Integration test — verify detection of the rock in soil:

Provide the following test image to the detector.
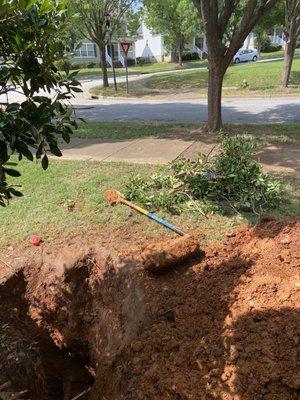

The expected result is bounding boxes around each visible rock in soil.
[0,218,299,400]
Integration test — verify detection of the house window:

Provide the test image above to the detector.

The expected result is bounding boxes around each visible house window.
[75,43,96,58]
[113,44,119,59]
[107,44,119,59]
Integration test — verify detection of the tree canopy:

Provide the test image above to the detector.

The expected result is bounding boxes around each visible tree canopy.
[253,1,284,53]
[144,0,201,64]
[71,0,138,87]
[0,0,81,205]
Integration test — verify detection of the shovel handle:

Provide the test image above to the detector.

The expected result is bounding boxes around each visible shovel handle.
[121,199,187,236]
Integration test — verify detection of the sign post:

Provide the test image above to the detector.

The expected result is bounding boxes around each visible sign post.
[110,35,117,92]
[104,12,117,92]
[120,41,131,93]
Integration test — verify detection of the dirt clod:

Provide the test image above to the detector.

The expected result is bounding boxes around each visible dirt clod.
[123,234,202,273]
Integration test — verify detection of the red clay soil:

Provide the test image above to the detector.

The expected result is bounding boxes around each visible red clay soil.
[0,217,299,400]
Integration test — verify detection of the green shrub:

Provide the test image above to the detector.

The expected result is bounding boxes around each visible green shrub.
[210,134,282,212]
[263,43,282,52]
[126,134,282,215]
[86,61,96,68]
[71,62,82,69]
[127,59,136,66]
[136,57,148,65]
[55,58,72,72]
[261,39,282,52]
[182,52,199,61]
[255,34,271,52]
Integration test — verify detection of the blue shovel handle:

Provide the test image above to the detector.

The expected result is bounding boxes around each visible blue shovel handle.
[148,213,187,236]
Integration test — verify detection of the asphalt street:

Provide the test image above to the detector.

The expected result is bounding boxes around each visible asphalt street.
[1,71,300,124]
[74,97,300,123]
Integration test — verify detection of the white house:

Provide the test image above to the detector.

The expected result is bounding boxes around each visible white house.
[73,39,135,67]
[134,22,209,61]
[134,22,164,62]
[242,30,285,49]
[73,22,284,67]
[73,21,208,66]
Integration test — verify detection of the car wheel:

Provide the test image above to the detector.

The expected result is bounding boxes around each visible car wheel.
[234,58,240,64]
[252,55,257,61]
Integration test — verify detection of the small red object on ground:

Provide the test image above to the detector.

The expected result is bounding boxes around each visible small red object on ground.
[32,235,42,246]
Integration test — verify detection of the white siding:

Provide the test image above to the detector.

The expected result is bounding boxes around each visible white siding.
[242,30,285,50]
[134,22,164,62]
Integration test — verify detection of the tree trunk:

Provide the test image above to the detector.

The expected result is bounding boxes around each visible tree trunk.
[178,38,184,66]
[207,64,226,132]
[282,39,297,87]
[98,43,109,88]
[178,49,183,66]
[257,43,262,57]
[170,51,177,63]
[256,32,263,56]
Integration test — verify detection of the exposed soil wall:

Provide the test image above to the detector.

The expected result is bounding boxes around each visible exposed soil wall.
[90,217,300,400]
[0,217,299,400]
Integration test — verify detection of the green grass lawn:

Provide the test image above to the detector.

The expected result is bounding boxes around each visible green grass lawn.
[90,57,300,97]
[1,157,298,249]
[259,50,286,59]
[146,57,300,93]
[0,159,244,248]
[74,121,300,145]
[74,121,198,140]
[1,122,299,248]
[77,59,207,80]
[75,49,300,80]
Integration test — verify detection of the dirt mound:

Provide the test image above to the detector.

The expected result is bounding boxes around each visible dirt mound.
[0,218,299,400]
[110,217,299,400]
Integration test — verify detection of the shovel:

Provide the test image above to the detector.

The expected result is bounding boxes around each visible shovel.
[104,189,200,272]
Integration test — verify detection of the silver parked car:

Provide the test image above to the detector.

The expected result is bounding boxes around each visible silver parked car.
[233,49,259,64]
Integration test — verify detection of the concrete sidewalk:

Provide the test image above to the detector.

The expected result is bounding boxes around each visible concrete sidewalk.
[59,137,300,173]
[60,137,196,164]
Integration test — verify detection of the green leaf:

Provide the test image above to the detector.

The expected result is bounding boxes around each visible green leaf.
[25,0,37,10]
[70,86,82,93]
[41,154,49,170]
[62,131,70,143]
[6,103,20,112]
[3,168,21,177]
[69,70,79,78]
[49,144,62,157]
[32,96,49,103]
[18,142,34,161]
[36,142,44,159]
[30,125,39,139]
[8,188,23,197]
